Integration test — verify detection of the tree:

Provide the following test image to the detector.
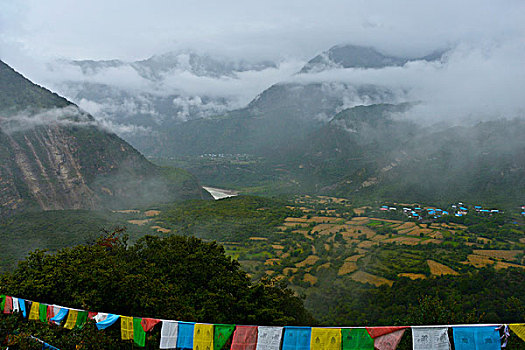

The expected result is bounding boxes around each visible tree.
[0,231,312,348]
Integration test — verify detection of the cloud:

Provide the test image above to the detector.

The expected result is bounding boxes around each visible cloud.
[289,40,525,124]
[0,105,151,136]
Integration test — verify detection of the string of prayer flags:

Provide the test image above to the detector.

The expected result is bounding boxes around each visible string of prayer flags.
[121,316,134,340]
[39,303,48,323]
[50,308,68,325]
[95,313,120,330]
[160,320,179,349]
[75,310,88,329]
[214,324,236,350]
[141,317,161,332]
[133,317,147,347]
[28,301,40,321]
[177,321,195,349]
[310,328,341,350]
[509,324,525,342]
[282,326,311,350]
[194,323,214,350]
[453,326,501,350]
[412,327,450,350]
[256,326,283,350]
[64,309,78,330]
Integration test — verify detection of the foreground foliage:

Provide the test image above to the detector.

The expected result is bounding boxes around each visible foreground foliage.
[0,232,312,348]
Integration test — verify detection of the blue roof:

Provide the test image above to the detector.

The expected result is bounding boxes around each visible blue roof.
[460,207,468,210]
[455,213,463,217]
[481,209,490,212]
[443,211,449,215]
[475,206,482,209]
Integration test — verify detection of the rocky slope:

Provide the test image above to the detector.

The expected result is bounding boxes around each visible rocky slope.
[0,60,209,217]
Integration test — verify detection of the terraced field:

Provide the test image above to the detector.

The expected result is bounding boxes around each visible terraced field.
[120,195,524,295]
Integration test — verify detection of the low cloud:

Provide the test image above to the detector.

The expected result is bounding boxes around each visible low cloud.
[290,40,525,124]
[0,105,150,136]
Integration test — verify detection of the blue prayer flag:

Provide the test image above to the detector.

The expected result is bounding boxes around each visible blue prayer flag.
[177,321,195,349]
[282,326,312,350]
[453,326,501,350]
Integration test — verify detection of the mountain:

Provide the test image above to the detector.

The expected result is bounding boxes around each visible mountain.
[300,44,444,73]
[45,52,280,153]
[0,60,209,217]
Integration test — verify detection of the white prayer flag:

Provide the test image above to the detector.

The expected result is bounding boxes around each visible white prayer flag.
[412,327,450,350]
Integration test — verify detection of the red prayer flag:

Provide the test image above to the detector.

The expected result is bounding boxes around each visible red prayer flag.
[3,296,13,314]
[88,311,98,320]
[46,305,55,321]
[366,326,408,338]
[374,329,406,350]
[231,325,258,350]
[141,317,161,332]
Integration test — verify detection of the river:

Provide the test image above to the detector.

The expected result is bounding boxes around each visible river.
[202,186,239,200]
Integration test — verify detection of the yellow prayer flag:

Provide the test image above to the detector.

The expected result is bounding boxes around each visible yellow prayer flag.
[311,327,342,350]
[121,316,134,340]
[510,324,525,342]
[64,310,78,330]
[194,323,214,350]
[28,302,40,321]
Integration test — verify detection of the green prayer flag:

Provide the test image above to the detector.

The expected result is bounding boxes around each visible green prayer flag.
[341,329,374,350]
[39,303,47,323]
[75,311,88,329]
[0,295,5,312]
[214,324,235,350]
[133,317,146,347]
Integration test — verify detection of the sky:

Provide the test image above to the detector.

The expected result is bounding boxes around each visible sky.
[1,0,525,127]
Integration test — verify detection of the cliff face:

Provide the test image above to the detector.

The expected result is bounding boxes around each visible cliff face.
[0,60,209,217]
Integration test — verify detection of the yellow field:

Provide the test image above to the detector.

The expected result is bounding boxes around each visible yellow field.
[272,244,284,250]
[384,237,422,245]
[285,217,309,222]
[396,222,417,231]
[338,262,358,275]
[357,240,376,249]
[283,222,310,228]
[114,209,140,214]
[317,262,331,271]
[295,255,320,267]
[353,207,369,215]
[427,260,459,276]
[265,270,275,275]
[303,273,318,285]
[398,273,427,280]
[494,261,525,269]
[283,267,298,275]
[346,217,370,225]
[345,255,365,262]
[420,239,443,245]
[307,216,341,224]
[144,210,161,217]
[350,271,393,287]
[473,250,522,261]
[464,254,494,268]
[370,234,387,242]
[264,258,280,266]
[249,237,268,241]
[407,228,434,236]
[150,226,171,233]
[127,219,151,226]
[370,218,404,224]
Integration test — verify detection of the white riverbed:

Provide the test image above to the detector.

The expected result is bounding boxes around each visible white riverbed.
[202,186,239,200]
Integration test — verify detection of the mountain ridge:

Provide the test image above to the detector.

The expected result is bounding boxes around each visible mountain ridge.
[0,60,210,217]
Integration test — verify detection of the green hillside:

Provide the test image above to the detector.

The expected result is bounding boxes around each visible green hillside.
[0,60,210,217]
